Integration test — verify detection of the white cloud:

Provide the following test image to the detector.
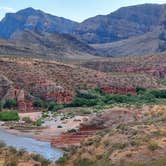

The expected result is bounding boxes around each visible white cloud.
[0,6,15,20]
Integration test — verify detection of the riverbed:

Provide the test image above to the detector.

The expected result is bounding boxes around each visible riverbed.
[0,127,64,161]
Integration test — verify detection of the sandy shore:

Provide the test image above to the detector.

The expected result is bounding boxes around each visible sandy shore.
[0,113,86,143]
[19,112,42,121]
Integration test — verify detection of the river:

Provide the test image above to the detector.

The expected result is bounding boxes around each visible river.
[0,128,64,161]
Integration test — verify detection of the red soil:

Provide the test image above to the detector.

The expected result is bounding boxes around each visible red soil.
[101,86,136,95]
[51,125,103,148]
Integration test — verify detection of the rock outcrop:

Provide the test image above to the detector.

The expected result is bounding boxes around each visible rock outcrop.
[101,86,136,95]
[32,80,73,103]
[51,125,102,148]
[0,75,13,101]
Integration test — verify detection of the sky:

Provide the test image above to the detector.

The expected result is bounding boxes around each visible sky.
[0,0,166,22]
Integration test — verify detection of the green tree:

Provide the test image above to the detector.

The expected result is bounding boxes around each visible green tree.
[3,99,17,109]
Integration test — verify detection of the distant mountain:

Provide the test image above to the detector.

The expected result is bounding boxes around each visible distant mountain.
[0,30,100,60]
[74,4,166,44]
[91,26,166,57]
[0,7,78,39]
[0,4,166,59]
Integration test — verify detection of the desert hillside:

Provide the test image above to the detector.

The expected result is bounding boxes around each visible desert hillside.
[81,52,166,79]
[0,57,161,112]
[0,2,166,166]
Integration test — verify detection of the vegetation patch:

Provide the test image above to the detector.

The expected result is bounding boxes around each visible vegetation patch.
[0,111,19,121]
[148,142,159,151]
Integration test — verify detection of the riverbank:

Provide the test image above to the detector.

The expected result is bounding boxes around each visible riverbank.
[0,127,64,162]
[0,111,89,164]
[0,112,86,142]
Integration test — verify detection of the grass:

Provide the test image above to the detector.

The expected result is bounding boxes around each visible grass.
[0,111,19,121]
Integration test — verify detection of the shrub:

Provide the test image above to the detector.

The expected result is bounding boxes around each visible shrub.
[112,142,128,150]
[150,90,166,99]
[67,129,77,133]
[8,146,17,153]
[151,156,166,166]
[42,112,49,118]
[140,92,155,102]
[74,158,95,166]
[136,87,146,94]
[78,109,92,115]
[148,142,159,151]
[35,119,43,126]
[70,98,99,107]
[0,111,19,121]
[17,149,26,157]
[76,90,98,99]
[31,153,50,166]
[102,94,136,104]
[56,155,68,166]
[48,102,64,111]
[0,141,6,148]
[48,101,56,110]
[4,154,18,166]
[76,88,103,100]
[33,98,47,108]
[0,101,3,111]
[103,140,110,147]
[22,117,32,123]
[3,99,17,109]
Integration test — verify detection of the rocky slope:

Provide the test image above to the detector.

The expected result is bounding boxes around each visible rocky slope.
[0,57,160,112]
[0,30,100,60]
[91,26,166,57]
[74,3,166,57]
[81,52,166,79]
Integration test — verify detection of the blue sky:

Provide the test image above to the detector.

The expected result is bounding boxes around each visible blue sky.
[0,0,166,22]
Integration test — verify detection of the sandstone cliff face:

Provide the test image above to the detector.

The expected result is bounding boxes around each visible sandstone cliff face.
[0,74,73,112]
[0,75,13,101]
[101,86,136,95]
[16,89,34,112]
[31,81,74,103]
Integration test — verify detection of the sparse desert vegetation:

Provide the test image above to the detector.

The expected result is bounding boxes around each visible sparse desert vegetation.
[55,104,166,166]
[0,2,166,166]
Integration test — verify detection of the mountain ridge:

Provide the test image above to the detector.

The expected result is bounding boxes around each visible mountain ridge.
[0,4,166,58]
[0,7,78,39]
[74,3,166,44]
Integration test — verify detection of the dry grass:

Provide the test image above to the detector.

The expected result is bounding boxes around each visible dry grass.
[56,104,166,166]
